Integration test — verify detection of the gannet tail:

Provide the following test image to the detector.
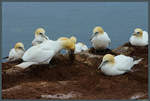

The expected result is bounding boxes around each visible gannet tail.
[133,58,143,65]
[15,62,38,69]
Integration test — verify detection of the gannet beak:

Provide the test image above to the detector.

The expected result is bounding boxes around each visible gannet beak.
[133,33,137,36]
[90,34,94,41]
[68,49,75,62]
[90,32,98,41]
[98,60,107,69]
[43,34,48,39]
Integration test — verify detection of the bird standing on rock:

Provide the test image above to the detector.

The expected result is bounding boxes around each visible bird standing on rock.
[32,28,49,46]
[90,26,111,54]
[15,37,75,69]
[129,28,148,46]
[98,54,143,76]
[3,42,25,61]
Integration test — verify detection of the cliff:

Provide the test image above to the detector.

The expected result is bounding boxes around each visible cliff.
[2,42,148,99]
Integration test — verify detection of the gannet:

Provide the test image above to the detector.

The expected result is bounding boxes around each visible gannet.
[90,26,111,49]
[56,36,75,53]
[98,54,142,76]
[69,36,88,53]
[75,42,88,53]
[15,37,75,69]
[129,28,148,46]
[4,42,25,61]
[32,28,49,46]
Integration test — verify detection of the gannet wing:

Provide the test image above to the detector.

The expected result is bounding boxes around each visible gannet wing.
[143,31,148,44]
[115,55,134,72]
[104,32,111,43]
[23,46,55,63]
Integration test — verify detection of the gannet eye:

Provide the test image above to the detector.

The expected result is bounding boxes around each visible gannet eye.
[39,33,43,35]
[94,32,99,35]
[18,47,22,49]
[137,32,140,34]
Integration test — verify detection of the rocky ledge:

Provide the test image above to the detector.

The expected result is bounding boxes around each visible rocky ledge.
[2,42,148,99]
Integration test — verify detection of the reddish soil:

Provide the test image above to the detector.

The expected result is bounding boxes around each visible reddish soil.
[2,43,148,99]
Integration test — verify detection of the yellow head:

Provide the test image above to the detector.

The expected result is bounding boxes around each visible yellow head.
[103,54,115,64]
[58,37,75,62]
[63,39,75,50]
[35,28,45,37]
[133,28,143,37]
[93,26,104,35]
[98,54,115,69]
[70,36,77,43]
[14,42,25,51]
[57,37,75,50]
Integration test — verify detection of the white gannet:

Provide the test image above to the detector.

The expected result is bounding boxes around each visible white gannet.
[4,42,25,61]
[69,36,88,53]
[98,54,142,76]
[75,42,88,53]
[129,28,148,46]
[90,26,111,49]
[15,37,75,69]
[32,28,49,46]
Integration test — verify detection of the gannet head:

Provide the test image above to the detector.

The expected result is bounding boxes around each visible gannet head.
[90,26,104,40]
[61,38,75,51]
[70,36,77,43]
[133,28,143,37]
[14,42,25,51]
[98,54,115,69]
[57,36,76,50]
[93,26,104,35]
[35,28,48,39]
[58,37,75,61]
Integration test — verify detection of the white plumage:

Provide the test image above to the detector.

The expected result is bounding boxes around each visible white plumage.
[75,42,88,53]
[16,40,62,69]
[32,35,49,46]
[7,42,25,61]
[91,26,111,49]
[91,32,111,49]
[98,54,142,76]
[8,49,24,61]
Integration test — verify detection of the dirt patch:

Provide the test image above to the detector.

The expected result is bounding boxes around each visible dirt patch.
[2,43,148,99]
